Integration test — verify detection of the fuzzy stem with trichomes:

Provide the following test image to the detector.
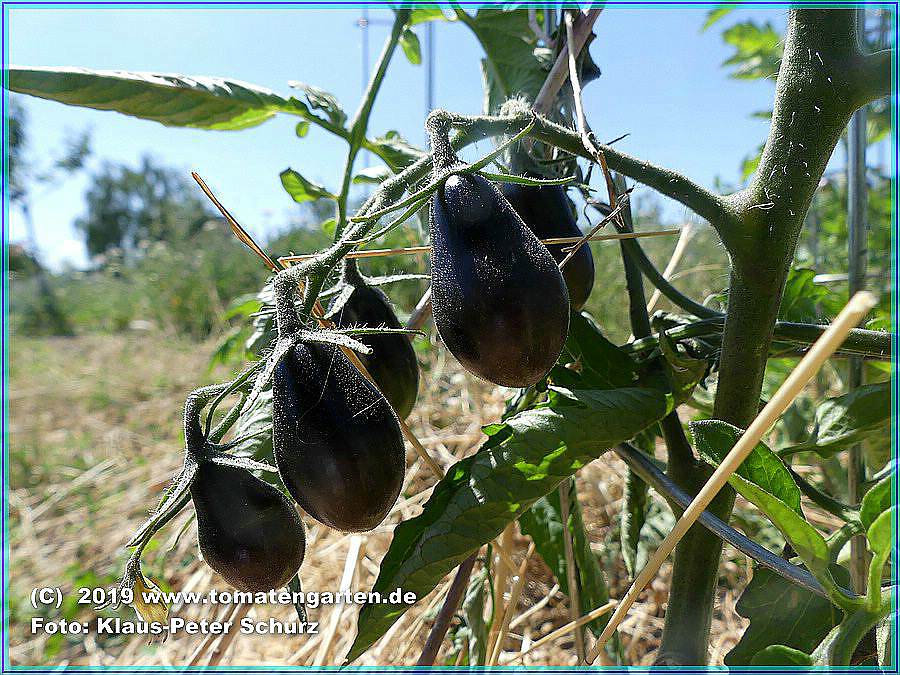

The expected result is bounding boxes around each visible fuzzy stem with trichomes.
[333,9,410,240]
[653,11,891,663]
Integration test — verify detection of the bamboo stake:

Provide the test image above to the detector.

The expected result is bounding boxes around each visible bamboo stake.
[277,230,678,264]
[586,291,877,663]
[503,600,617,665]
[487,542,536,666]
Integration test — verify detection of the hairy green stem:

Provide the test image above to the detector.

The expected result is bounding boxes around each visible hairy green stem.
[656,10,892,664]
[333,10,409,239]
[624,317,890,361]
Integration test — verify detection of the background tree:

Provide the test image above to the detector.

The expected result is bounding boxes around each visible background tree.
[74,155,215,259]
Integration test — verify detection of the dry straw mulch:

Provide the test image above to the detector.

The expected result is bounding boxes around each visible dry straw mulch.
[8,333,749,667]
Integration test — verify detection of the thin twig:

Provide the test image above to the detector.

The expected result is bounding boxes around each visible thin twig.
[564,10,618,214]
[587,291,878,662]
[277,228,673,264]
[406,287,432,332]
[192,173,278,271]
[416,553,478,665]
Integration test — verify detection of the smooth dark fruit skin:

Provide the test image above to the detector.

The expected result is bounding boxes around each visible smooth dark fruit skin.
[272,342,405,532]
[429,173,570,388]
[191,462,305,593]
[501,182,595,311]
[332,277,419,420]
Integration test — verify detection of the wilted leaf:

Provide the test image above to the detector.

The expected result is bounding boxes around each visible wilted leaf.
[132,574,170,625]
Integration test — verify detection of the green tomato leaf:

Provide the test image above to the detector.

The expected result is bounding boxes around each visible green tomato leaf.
[353,165,393,185]
[365,131,426,172]
[658,332,707,405]
[518,480,611,637]
[866,506,893,557]
[621,465,650,579]
[409,8,451,25]
[702,6,736,31]
[778,268,842,322]
[454,7,553,114]
[399,27,422,65]
[552,312,639,390]
[750,645,814,666]
[861,474,893,531]
[346,385,668,662]
[232,386,274,472]
[725,564,850,665]
[8,66,312,130]
[690,419,802,514]
[736,479,833,585]
[784,382,891,457]
[280,169,335,203]
[721,20,783,80]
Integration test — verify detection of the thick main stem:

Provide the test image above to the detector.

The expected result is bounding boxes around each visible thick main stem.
[658,9,888,664]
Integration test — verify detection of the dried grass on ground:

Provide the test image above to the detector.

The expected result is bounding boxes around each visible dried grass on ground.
[9,332,750,667]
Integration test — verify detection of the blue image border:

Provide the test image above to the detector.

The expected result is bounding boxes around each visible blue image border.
[1,1,897,671]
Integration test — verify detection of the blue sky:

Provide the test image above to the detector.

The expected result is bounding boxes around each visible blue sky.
[8,6,784,269]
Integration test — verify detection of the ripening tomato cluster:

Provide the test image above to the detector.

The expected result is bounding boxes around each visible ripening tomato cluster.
[190,154,594,593]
